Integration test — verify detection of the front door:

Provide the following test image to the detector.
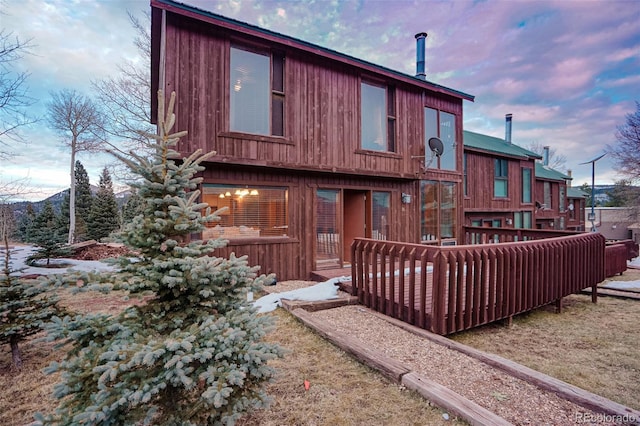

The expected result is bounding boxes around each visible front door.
[343,190,369,264]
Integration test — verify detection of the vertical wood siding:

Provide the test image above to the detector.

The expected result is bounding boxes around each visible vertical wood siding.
[163,14,463,179]
[202,167,420,281]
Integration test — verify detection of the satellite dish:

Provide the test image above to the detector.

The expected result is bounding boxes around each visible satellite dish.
[428,137,444,157]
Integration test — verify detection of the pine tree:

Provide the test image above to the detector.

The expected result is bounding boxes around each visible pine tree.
[26,201,70,267]
[87,167,120,241]
[40,91,283,425]
[121,188,143,226]
[74,161,93,242]
[1,214,66,370]
[17,203,36,243]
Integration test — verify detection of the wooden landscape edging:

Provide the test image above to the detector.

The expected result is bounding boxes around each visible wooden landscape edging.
[366,309,640,423]
[402,373,513,426]
[290,308,514,426]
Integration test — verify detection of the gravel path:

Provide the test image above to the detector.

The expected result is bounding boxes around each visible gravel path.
[265,281,622,426]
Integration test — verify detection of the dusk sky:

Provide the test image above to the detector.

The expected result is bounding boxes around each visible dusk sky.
[2,0,639,202]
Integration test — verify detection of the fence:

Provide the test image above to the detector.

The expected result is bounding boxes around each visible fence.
[351,232,605,335]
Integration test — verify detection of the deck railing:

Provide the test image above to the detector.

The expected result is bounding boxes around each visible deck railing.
[605,239,639,277]
[351,232,605,335]
[464,226,578,244]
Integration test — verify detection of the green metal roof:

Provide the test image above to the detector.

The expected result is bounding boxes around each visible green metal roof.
[463,130,542,160]
[568,187,587,198]
[535,162,572,181]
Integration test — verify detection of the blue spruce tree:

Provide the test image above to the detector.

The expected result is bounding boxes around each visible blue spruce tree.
[40,91,283,425]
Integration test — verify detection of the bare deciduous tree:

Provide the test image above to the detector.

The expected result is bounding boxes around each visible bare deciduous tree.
[92,11,153,150]
[525,141,568,171]
[46,89,104,244]
[0,29,37,159]
[608,101,640,183]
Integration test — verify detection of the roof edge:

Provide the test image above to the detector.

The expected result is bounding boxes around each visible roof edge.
[151,0,475,102]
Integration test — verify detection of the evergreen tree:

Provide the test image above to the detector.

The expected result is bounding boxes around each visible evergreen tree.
[1,217,66,370]
[17,203,36,243]
[40,91,283,425]
[121,188,143,226]
[74,161,93,241]
[56,189,70,238]
[26,201,70,267]
[87,167,120,241]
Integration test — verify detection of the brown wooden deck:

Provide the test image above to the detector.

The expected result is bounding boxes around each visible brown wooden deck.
[350,233,606,335]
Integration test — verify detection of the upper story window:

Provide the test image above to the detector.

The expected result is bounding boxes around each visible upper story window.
[522,168,532,203]
[425,107,456,170]
[494,158,508,197]
[361,82,395,152]
[543,181,552,208]
[463,154,468,196]
[559,185,566,212]
[230,46,284,136]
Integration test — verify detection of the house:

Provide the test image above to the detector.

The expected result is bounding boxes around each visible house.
[588,207,640,241]
[566,186,587,232]
[534,159,572,230]
[462,115,541,230]
[150,0,474,280]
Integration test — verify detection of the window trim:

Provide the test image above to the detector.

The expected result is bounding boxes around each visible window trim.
[202,183,290,240]
[424,106,457,171]
[229,45,285,138]
[494,158,508,198]
[360,80,396,153]
[521,167,532,204]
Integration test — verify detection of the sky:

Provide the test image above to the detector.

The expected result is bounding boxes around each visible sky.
[1,0,639,202]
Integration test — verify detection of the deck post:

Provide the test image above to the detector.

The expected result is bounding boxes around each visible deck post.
[591,284,598,304]
[555,298,562,314]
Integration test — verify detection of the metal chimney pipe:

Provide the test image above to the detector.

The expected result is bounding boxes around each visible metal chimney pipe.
[505,113,513,143]
[543,146,550,166]
[415,32,427,80]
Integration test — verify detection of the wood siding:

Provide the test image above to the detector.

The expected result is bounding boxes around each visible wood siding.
[162,13,464,179]
[463,151,534,226]
[202,167,422,280]
[534,179,568,229]
[152,3,470,280]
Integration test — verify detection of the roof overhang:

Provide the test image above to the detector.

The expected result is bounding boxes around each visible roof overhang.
[150,0,475,109]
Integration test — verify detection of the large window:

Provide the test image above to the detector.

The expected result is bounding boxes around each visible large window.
[463,154,468,196]
[514,211,532,229]
[494,158,508,197]
[440,182,457,239]
[559,185,565,212]
[202,184,288,239]
[420,180,457,242]
[230,47,284,136]
[522,168,532,203]
[424,107,456,171]
[361,82,395,152]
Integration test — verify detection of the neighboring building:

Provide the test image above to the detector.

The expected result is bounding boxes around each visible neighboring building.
[566,186,587,232]
[151,0,474,280]
[462,114,541,230]
[588,207,640,242]
[534,160,571,230]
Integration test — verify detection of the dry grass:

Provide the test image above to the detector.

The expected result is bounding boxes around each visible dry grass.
[237,309,463,426]
[1,288,461,426]
[451,269,640,411]
[0,337,61,426]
